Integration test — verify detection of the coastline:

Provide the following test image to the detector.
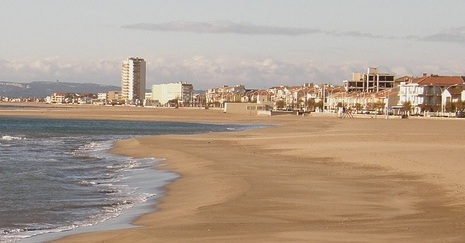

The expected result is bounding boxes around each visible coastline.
[18,156,177,243]
[3,104,465,242]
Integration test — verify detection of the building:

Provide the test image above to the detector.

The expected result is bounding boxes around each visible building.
[151,82,193,106]
[343,67,395,93]
[47,92,67,103]
[205,85,246,107]
[398,74,465,114]
[223,102,271,115]
[121,57,146,105]
[97,93,107,101]
[46,93,97,104]
[106,91,121,105]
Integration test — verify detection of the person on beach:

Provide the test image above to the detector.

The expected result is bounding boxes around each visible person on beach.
[338,107,344,118]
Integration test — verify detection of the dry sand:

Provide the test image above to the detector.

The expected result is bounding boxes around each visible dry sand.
[2,104,465,242]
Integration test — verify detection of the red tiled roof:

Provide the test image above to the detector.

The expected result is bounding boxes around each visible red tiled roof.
[413,76,465,85]
[448,87,464,95]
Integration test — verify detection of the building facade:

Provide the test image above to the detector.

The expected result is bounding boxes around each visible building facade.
[398,75,465,114]
[343,67,395,93]
[205,85,246,107]
[121,57,146,105]
[151,82,193,106]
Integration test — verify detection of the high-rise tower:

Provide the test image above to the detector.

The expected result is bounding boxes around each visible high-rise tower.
[121,57,146,105]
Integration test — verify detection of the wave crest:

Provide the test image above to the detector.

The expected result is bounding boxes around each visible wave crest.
[1,135,25,141]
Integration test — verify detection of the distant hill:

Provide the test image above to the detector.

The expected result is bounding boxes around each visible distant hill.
[0,81,120,98]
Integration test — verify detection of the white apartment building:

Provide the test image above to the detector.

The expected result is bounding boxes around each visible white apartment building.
[398,75,465,114]
[121,57,146,105]
[152,82,193,106]
[97,93,107,101]
[398,82,430,113]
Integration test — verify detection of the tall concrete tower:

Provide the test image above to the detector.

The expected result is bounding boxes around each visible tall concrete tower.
[121,57,146,105]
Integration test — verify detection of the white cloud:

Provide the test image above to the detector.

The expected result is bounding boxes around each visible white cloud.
[146,56,364,89]
[1,56,464,90]
[0,58,120,84]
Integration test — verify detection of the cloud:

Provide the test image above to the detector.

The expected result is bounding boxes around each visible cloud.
[420,26,465,44]
[1,56,349,89]
[146,56,365,89]
[122,21,322,36]
[0,58,120,84]
[122,20,465,45]
[122,21,396,40]
[339,31,395,40]
[3,56,464,91]
[144,56,465,89]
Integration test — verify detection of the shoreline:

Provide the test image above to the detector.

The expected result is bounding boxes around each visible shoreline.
[19,156,177,243]
[3,104,465,242]
[2,105,268,243]
[20,121,262,243]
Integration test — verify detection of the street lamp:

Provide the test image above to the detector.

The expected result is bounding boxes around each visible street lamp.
[322,85,332,112]
[328,88,337,113]
[385,88,391,119]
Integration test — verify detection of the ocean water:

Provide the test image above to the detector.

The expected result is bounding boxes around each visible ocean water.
[0,117,257,243]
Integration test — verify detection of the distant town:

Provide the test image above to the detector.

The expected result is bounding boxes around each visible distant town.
[1,57,465,118]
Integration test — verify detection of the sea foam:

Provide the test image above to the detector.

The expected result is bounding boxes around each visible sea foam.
[1,135,24,141]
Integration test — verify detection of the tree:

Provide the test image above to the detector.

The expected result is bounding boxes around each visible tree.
[167,98,179,107]
[374,101,385,113]
[367,101,385,114]
[275,100,285,110]
[315,100,323,111]
[211,101,221,107]
[307,98,316,111]
[456,100,465,112]
[401,101,412,115]
[445,100,457,112]
[366,102,375,111]
[418,104,433,113]
[354,103,363,113]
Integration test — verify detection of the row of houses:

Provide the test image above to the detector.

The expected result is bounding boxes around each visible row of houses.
[46,93,98,104]
[44,67,465,117]
[45,82,198,106]
[398,75,465,114]
[215,69,465,116]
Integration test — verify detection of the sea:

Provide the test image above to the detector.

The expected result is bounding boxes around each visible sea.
[0,116,259,243]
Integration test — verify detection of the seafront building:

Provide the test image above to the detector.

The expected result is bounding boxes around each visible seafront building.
[343,67,395,93]
[206,85,247,107]
[107,91,121,104]
[26,62,465,117]
[151,82,194,107]
[45,92,97,104]
[121,57,146,105]
[398,74,465,114]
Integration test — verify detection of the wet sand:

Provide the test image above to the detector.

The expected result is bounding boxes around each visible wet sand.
[2,104,465,242]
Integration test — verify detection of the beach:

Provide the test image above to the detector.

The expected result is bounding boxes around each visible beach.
[3,104,465,242]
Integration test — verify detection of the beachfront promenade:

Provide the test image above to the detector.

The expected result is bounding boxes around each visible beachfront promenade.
[2,104,465,242]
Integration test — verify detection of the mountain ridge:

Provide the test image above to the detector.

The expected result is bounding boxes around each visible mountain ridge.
[0,81,120,98]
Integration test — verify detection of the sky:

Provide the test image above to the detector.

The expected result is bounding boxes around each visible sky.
[1,0,465,89]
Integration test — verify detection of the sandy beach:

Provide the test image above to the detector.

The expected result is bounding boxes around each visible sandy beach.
[2,104,465,242]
